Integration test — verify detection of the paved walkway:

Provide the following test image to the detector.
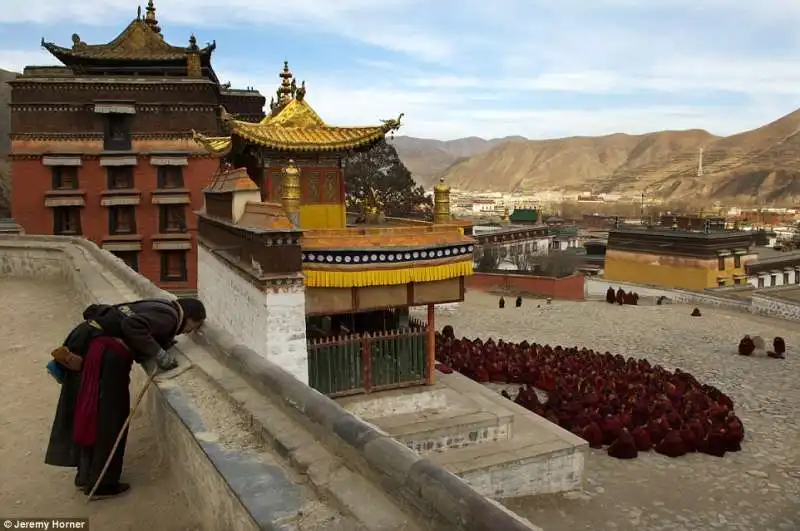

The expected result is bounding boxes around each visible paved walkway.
[0,279,198,530]
[417,292,800,531]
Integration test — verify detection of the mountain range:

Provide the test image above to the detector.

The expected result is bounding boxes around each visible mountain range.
[2,65,799,209]
[391,109,800,205]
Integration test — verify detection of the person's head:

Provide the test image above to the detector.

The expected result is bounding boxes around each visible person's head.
[177,297,206,334]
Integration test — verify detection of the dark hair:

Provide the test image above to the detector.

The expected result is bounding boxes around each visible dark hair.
[177,297,206,321]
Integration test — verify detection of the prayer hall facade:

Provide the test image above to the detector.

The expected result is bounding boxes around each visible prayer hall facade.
[8,1,263,293]
[193,63,475,392]
[604,224,756,290]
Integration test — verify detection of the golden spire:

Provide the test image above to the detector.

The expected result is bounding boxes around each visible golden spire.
[144,0,162,35]
[277,61,294,104]
[433,178,451,225]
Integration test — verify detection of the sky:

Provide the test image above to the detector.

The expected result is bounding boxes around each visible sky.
[1,1,800,140]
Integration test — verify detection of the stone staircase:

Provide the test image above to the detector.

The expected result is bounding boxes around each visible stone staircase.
[337,371,587,500]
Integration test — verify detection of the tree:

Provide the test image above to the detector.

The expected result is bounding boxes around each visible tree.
[528,251,580,278]
[475,246,500,272]
[344,139,432,218]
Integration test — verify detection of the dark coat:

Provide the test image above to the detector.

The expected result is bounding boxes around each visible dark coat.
[117,299,184,360]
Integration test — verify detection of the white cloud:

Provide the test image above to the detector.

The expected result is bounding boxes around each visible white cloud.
[2,2,800,139]
[0,49,58,73]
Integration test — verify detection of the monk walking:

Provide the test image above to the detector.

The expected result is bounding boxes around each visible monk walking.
[44,298,206,498]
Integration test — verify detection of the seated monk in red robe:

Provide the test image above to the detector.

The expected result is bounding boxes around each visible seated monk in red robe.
[768,337,786,359]
[738,335,755,356]
[606,287,616,304]
[607,428,638,459]
[616,288,626,305]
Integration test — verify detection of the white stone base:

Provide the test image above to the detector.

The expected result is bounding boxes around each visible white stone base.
[198,246,309,384]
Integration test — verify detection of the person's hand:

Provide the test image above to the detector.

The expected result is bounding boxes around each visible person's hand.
[155,349,179,371]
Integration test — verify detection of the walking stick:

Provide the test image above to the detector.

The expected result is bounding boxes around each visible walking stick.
[86,366,158,502]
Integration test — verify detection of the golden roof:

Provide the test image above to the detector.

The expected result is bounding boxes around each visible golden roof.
[192,132,232,155]
[193,61,403,153]
[42,4,215,62]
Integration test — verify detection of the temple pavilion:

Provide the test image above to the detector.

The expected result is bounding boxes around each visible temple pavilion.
[194,62,474,396]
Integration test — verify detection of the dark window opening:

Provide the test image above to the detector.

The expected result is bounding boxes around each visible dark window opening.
[758,277,765,289]
[160,251,188,282]
[104,114,132,151]
[784,273,790,285]
[51,166,78,190]
[159,205,187,233]
[771,274,777,287]
[718,256,726,270]
[107,166,134,189]
[53,207,81,235]
[112,251,139,272]
[157,166,184,189]
[109,206,137,235]
[734,254,741,268]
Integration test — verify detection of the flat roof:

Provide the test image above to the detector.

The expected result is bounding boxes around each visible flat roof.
[610,227,751,240]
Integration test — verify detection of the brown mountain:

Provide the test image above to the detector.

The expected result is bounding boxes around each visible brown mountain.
[0,68,17,217]
[390,135,526,188]
[424,108,800,204]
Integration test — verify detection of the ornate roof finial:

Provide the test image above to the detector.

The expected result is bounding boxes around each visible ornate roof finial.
[144,0,162,35]
[189,34,198,50]
[295,80,306,101]
[277,60,294,104]
[137,5,142,19]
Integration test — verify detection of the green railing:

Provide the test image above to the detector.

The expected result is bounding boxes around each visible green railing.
[307,328,429,397]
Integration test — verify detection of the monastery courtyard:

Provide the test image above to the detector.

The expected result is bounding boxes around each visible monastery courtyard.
[421,291,800,531]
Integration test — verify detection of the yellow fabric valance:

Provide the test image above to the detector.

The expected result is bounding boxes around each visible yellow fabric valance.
[303,260,473,288]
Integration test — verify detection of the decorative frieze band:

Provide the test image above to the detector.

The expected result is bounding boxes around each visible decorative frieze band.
[302,244,475,266]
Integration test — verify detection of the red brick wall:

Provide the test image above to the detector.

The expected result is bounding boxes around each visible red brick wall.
[465,272,585,300]
[11,156,219,291]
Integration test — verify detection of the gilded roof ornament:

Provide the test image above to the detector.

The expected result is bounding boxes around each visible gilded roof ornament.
[277,60,294,104]
[295,81,306,101]
[144,0,162,35]
[434,177,450,193]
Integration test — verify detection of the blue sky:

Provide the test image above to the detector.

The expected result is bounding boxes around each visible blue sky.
[1,0,800,140]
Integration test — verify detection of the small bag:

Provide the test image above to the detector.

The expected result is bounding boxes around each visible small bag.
[46,360,66,384]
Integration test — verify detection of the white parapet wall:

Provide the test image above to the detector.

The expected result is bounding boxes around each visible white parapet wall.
[198,245,309,384]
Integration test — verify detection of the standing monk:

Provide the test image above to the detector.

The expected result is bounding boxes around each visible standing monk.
[44,298,206,498]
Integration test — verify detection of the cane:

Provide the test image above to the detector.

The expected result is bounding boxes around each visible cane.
[86,365,158,502]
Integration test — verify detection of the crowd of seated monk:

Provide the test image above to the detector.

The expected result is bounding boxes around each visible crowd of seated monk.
[435,331,744,460]
[606,286,639,305]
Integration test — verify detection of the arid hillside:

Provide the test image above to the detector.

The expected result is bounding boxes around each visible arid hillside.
[0,68,17,217]
[425,109,800,204]
[390,135,525,187]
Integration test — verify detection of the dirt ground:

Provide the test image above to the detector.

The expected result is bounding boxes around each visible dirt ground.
[417,292,800,531]
[0,278,198,530]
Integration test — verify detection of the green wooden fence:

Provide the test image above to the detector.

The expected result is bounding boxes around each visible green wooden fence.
[307,328,428,397]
